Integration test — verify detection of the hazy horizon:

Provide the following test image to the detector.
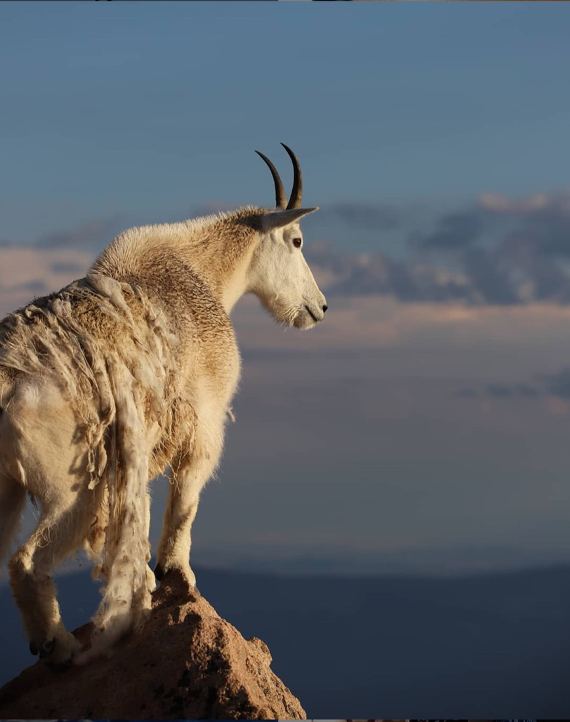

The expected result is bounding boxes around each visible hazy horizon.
[2,563,570,715]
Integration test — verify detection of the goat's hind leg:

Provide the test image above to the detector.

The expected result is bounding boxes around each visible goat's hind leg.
[0,474,26,568]
[0,401,28,567]
[8,488,102,666]
[4,377,103,665]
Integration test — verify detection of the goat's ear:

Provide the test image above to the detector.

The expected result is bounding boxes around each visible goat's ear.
[262,207,319,232]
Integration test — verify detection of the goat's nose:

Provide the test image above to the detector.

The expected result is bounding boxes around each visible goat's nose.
[322,304,328,313]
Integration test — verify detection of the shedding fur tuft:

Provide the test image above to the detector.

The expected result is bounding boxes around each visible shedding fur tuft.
[0,273,196,654]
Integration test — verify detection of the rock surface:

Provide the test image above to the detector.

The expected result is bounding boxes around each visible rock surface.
[0,571,306,720]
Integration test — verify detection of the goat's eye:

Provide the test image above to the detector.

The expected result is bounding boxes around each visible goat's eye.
[292,238,302,248]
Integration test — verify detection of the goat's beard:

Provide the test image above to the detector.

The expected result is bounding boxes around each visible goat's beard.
[258,295,310,329]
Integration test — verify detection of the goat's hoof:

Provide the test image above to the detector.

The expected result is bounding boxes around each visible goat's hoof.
[29,639,55,658]
[30,639,55,659]
[38,639,55,659]
[154,564,198,592]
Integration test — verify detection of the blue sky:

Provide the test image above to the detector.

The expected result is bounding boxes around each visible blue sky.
[3,2,570,576]
[2,3,570,245]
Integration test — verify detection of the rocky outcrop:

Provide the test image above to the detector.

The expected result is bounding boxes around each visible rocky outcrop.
[0,570,306,720]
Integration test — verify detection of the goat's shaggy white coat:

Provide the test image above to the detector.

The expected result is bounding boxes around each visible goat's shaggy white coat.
[0,194,326,664]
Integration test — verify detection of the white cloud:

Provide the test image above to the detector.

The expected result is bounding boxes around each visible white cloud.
[0,245,95,316]
[478,189,570,214]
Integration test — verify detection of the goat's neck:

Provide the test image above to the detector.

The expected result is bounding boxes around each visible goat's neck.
[91,210,263,319]
[183,235,258,317]
[219,260,251,314]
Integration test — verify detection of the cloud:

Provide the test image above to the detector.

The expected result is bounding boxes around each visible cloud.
[478,190,570,217]
[486,384,514,398]
[457,381,539,401]
[306,242,519,305]
[514,384,539,397]
[458,388,478,398]
[407,205,522,304]
[482,189,570,260]
[37,215,127,251]
[305,243,473,303]
[484,383,538,398]
[322,253,419,301]
[322,201,402,231]
[0,245,96,316]
[416,210,485,251]
[399,189,570,307]
[542,368,570,398]
[499,235,570,303]
[547,396,569,416]
[485,194,570,302]
[461,247,520,306]
[455,370,570,403]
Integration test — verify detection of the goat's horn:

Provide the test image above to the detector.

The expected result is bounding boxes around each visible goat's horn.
[281,143,303,210]
[255,150,287,209]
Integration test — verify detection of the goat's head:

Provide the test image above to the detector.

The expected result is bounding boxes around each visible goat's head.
[247,144,328,330]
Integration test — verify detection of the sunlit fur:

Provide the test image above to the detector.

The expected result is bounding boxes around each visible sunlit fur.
[0,202,326,664]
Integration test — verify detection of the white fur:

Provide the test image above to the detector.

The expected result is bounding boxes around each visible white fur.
[0,167,327,665]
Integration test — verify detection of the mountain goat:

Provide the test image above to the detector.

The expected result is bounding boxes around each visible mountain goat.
[0,144,327,665]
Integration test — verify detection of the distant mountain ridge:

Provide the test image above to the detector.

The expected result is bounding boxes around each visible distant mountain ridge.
[2,564,570,717]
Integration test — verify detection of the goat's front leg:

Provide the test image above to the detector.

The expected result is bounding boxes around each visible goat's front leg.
[155,434,222,589]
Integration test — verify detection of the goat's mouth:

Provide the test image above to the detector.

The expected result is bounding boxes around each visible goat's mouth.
[292,304,321,330]
[304,305,319,323]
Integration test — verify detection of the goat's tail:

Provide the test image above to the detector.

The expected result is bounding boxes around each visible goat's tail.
[76,357,153,664]
[0,385,27,572]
